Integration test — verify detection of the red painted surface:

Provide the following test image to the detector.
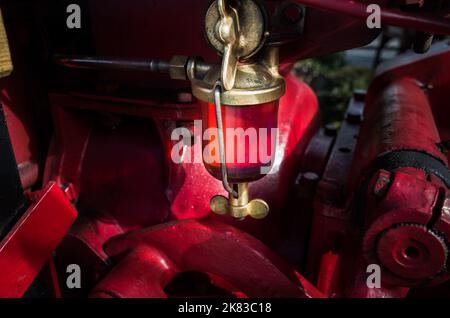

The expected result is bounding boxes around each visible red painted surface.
[363,170,449,286]
[303,47,450,297]
[0,182,77,298]
[353,77,447,174]
[87,0,381,66]
[0,0,449,299]
[353,77,450,287]
[294,0,450,36]
[97,219,323,298]
[41,72,319,298]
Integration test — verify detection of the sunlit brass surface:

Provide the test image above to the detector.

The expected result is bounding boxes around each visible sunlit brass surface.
[205,0,267,90]
[210,183,270,219]
[0,9,13,78]
[191,47,285,106]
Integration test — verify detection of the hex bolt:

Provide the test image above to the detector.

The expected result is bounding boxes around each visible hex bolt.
[346,108,363,124]
[169,55,189,80]
[324,122,340,137]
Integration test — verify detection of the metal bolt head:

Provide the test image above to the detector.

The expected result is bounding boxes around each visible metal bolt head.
[169,55,189,80]
[324,122,340,137]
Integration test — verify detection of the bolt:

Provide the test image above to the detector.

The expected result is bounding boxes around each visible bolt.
[346,108,363,124]
[324,122,340,137]
[169,55,189,80]
[295,172,320,197]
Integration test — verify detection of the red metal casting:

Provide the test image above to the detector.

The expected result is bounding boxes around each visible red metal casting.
[363,169,450,286]
[1,0,450,299]
[93,218,324,298]
[39,72,320,298]
[354,77,450,287]
[302,47,450,297]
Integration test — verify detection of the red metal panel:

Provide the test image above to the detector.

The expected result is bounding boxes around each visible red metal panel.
[0,182,77,298]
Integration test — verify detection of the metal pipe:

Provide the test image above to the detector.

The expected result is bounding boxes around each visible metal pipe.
[372,77,446,163]
[54,55,170,73]
[294,0,450,36]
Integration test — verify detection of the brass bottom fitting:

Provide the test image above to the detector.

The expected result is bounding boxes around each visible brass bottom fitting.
[210,183,269,219]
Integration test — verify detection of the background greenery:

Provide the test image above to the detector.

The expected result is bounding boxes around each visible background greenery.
[294,52,372,125]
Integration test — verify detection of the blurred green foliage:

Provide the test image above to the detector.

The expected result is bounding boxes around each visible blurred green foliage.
[294,52,371,124]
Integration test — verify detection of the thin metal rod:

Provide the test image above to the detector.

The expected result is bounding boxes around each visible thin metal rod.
[54,55,170,73]
[214,82,238,198]
[294,0,450,36]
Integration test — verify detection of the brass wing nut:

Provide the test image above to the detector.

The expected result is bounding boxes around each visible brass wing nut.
[210,183,270,220]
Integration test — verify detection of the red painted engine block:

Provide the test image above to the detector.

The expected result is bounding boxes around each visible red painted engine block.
[0,0,449,299]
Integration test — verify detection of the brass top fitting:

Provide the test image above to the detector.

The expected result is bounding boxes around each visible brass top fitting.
[204,0,268,91]
[191,47,285,106]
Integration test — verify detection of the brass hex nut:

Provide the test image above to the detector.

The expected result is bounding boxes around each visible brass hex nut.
[169,55,188,80]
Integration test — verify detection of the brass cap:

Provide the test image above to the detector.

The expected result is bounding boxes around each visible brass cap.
[204,0,267,60]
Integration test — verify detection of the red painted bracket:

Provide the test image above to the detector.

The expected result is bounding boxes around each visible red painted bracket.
[0,182,78,298]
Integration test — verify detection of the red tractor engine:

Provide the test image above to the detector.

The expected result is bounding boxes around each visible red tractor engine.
[0,0,449,299]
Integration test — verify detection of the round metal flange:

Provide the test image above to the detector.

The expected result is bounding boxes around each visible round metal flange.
[204,0,268,60]
[375,223,448,283]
